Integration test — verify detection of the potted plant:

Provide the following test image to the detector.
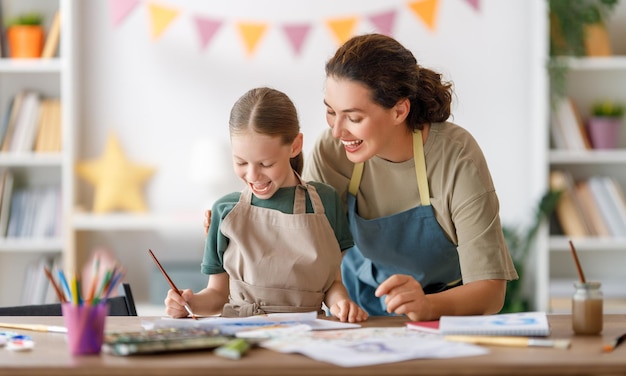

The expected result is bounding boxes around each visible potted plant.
[501,190,561,313]
[6,12,45,58]
[587,100,624,149]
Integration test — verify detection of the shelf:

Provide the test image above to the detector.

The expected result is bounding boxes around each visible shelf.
[0,238,63,253]
[549,149,626,164]
[72,213,201,232]
[552,56,626,71]
[549,236,626,251]
[0,58,63,73]
[0,153,63,167]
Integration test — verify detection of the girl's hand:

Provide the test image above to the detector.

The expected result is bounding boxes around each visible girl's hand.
[164,288,194,318]
[329,300,369,323]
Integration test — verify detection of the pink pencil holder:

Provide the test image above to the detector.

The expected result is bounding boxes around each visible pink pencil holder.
[62,302,108,355]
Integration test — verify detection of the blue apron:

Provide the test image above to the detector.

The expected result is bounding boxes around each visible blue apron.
[342,130,462,316]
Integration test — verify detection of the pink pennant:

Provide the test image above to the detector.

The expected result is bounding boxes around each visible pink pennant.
[193,16,223,51]
[109,0,141,27]
[282,23,312,56]
[368,9,397,36]
[464,0,481,12]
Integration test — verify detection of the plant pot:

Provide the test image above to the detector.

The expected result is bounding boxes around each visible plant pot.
[587,116,622,149]
[7,25,44,58]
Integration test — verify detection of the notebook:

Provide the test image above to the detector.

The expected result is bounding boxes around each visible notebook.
[437,311,551,337]
[406,320,440,334]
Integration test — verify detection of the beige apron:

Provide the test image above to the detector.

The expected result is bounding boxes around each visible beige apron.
[220,175,342,317]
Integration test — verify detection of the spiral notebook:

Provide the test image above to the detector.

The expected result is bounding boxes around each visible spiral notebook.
[437,311,550,337]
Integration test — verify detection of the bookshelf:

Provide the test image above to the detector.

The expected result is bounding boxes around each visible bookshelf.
[0,0,70,306]
[541,2,626,313]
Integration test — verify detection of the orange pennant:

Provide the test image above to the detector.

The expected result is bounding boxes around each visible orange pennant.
[407,0,439,31]
[325,16,358,46]
[236,21,268,57]
[147,2,179,40]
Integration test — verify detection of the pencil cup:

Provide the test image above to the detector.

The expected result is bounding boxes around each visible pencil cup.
[62,302,109,355]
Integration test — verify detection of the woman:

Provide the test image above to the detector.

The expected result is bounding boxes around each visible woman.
[301,33,518,321]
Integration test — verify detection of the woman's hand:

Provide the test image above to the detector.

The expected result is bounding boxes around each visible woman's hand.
[329,299,369,323]
[203,210,211,235]
[375,274,431,321]
[164,288,195,318]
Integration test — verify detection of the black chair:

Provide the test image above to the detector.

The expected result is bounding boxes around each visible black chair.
[0,283,138,316]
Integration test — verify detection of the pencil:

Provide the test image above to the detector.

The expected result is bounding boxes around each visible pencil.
[602,333,626,353]
[445,335,571,349]
[43,266,67,303]
[148,249,197,320]
[0,323,67,333]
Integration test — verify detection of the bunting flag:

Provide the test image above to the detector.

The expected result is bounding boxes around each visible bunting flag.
[325,16,359,46]
[193,16,223,51]
[236,21,268,57]
[147,2,180,39]
[463,0,481,12]
[109,0,482,58]
[281,23,312,56]
[108,0,141,27]
[407,0,440,31]
[368,9,397,36]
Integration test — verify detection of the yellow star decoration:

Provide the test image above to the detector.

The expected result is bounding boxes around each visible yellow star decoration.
[76,133,155,213]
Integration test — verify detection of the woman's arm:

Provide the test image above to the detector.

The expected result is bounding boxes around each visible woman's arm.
[375,275,506,321]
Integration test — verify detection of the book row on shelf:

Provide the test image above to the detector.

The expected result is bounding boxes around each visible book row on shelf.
[0,169,61,239]
[0,89,62,154]
[550,170,626,238]
[550,97,592,151]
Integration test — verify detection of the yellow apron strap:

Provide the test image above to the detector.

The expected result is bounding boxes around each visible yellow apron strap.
[413,131,430,206]
[348,130,429,206]
[348,162,364,196]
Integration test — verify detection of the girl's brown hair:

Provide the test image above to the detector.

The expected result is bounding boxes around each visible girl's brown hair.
[229,87,303,174]
[325,33,453,131]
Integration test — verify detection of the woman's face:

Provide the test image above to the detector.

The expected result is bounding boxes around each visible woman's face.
[230,130,301,199]
[324,76,407,163]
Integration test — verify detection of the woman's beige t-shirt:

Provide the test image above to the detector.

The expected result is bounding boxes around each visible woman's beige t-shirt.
[303,122,518,284]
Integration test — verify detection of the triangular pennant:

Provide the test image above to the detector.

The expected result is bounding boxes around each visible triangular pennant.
[193,15,223,51]
[368,9,397,36]
[109,0,141,27]
[325,16,358,46]
[236,22,268,57]
[463,0,481,12]
[147,2,180,40]
[407,0,440,31]
[281,23,312,57]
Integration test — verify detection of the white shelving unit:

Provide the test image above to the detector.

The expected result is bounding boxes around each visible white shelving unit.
[542,3,626,313]
[0,0,69,305]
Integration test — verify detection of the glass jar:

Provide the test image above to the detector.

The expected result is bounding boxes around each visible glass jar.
[572,281,603,335]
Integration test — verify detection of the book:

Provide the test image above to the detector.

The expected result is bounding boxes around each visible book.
[34,99,62,152]
[550,170,591,237]
[406,320,440,334]
[0,170,14,237]
[602,177,626,235]
[575,180,610,237]
[1,91,27,152]
[9,91,42,152]
[588,176,626,237]
[551,98,590,150]
[438,312,551,337]
[41,11,61,58]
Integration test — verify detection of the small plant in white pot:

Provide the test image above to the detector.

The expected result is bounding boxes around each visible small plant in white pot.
[587,101,624,149]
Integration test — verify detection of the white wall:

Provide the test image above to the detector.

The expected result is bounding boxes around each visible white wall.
[76,0,544,302]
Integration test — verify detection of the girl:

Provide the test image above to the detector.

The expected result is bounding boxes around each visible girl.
[167,87,367,323]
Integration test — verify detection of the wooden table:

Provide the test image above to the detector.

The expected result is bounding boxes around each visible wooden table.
[0,315,625,376]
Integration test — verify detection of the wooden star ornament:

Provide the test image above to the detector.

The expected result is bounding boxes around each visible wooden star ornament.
[76,133,155,213]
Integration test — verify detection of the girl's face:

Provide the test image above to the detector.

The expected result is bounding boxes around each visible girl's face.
[231,130,302,199]
[324,76,410,163]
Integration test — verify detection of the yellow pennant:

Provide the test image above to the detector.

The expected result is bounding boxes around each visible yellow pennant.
[407,0,440,31]
[325,16,358,46]
[147,2,180,40]
[236,22,268,57]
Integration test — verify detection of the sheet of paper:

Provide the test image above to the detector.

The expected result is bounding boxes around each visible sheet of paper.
[260,327,488,367]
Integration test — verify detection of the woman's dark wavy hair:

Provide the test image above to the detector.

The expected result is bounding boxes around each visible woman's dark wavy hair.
[325,33,453,131]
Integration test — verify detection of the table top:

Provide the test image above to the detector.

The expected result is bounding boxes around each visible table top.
[0,314,625,376]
